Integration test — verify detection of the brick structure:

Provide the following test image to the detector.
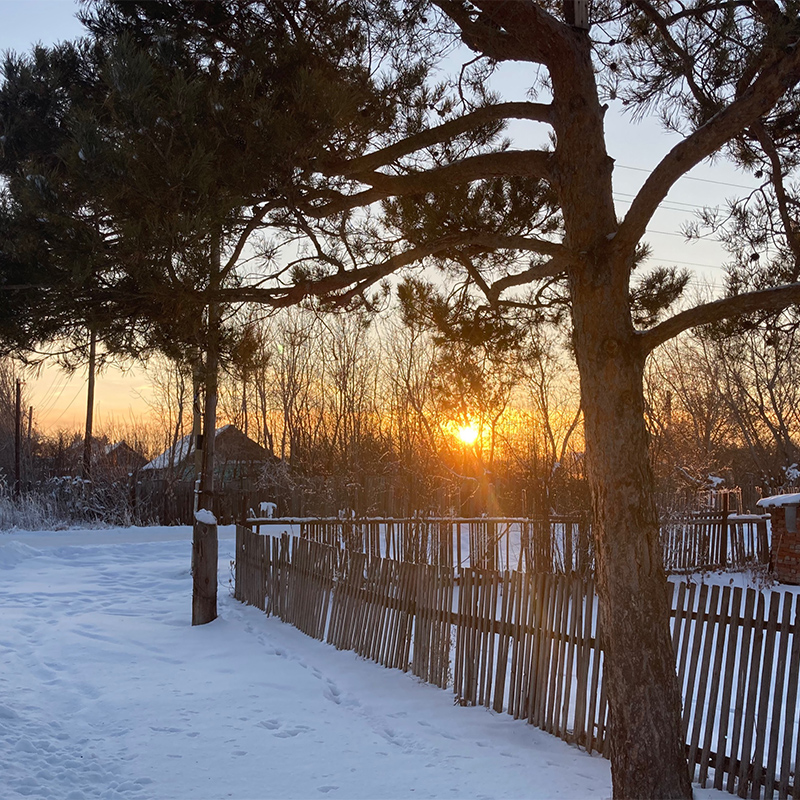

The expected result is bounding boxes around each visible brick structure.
[757,495,800,584]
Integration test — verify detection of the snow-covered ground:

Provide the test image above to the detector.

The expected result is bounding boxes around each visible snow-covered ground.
[0,525,729,800]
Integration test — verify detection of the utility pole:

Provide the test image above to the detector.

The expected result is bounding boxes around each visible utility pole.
[82,327,97,484]
[14,378,22,497]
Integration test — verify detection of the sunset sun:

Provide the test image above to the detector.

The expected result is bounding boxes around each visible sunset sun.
[456,423,479,446]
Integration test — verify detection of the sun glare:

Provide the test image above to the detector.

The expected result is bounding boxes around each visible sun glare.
[457,423,479,446]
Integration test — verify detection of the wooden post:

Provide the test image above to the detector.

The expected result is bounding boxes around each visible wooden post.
[720,492,730,569]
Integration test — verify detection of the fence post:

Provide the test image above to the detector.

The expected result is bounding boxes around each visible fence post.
[578,516,591,577]
[721,492,729,569]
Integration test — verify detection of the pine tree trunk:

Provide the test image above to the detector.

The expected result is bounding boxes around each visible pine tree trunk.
[192,239,221,627]
[192,355,203,504]
[571,276,692,799]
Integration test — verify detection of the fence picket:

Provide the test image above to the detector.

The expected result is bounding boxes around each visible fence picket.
[698,585,731,788]
[728,588,757,794]
[750,593,782,798]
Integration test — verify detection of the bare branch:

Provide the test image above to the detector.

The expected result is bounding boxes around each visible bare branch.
[448,232,564,256]
[641,283,800,353]
[222,204,273,276]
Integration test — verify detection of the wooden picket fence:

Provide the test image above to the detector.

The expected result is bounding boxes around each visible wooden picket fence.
[250,513,769,574]
[234,524,799,798]
[251,516,594,573]
[662,512,770,572]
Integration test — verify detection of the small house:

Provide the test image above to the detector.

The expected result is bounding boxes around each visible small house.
[142,424,273,486]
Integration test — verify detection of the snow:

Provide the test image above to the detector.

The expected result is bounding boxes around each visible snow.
[784,463,800,484]
[194,508,217,525]
[758,492,800,508]
[143,425,232,471]
[259,501,277,518]
[0,525,729,800]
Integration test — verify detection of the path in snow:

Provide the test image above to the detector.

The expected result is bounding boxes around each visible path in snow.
[0,525,728,800]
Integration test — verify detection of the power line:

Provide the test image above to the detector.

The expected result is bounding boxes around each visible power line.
[43,381,85,428]
[647,228,700,239]
[614,192,715,213]
[648,257,728,271]
[616,163,758,191]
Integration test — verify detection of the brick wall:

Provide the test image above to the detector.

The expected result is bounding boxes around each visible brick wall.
[770,506,800,584]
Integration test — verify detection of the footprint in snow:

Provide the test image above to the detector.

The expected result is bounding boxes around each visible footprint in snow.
[317,786,339,793]
[323,681,341,704]
[256,719,282,730]
[274,726,311,738]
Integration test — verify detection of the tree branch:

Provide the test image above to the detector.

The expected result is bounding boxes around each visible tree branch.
[319,102,553,177]
[216,235,477,307]
[435,0,576,67]
[307,150,552,217]
[749,120,800,263]
[362,150,551,192]
[615,39,800,258]
[641,282,800,353]
[629,0,708,107]
[486,256,570,302]
[433,0,548,63]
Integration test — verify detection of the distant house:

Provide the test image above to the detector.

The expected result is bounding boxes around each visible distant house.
[61,436,147,480]
[142,425,273,485]
[99,441,148,476]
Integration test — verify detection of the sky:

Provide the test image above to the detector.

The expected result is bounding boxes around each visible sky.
[1,1,760,435]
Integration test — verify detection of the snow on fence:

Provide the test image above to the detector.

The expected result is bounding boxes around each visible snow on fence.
[249,513,769,574]
[235,525,800,799]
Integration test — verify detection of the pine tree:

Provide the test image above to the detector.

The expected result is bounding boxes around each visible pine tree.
[0,0,431,624]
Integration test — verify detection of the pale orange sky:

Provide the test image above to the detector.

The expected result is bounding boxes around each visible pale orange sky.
[25,362,155,434]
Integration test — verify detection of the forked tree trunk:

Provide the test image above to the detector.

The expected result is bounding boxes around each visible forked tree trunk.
[571,273,692,799]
